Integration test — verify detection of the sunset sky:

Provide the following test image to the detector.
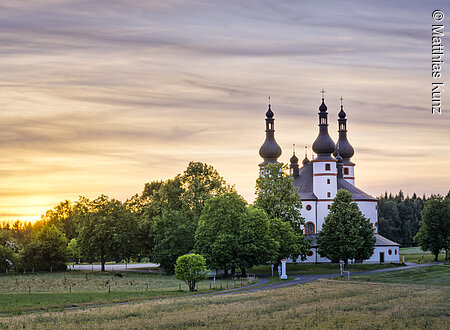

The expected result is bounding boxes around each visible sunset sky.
[1,0,449,223]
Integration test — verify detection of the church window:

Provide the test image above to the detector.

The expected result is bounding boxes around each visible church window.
[344,168,349,175]
[305,222,315,234]
[327,192,331,198]
[306,204,312,211]
[395,249,397,255]
[308,250,314,257]
[325,164,330,171]
[388,249,392,255]
[327,204,331,209]
[327,179,330,184]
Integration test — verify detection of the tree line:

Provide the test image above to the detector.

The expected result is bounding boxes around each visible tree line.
[2,162,447,274]
[0,162,311,274]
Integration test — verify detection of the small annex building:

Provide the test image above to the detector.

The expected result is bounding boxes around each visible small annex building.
[258,96,400,263]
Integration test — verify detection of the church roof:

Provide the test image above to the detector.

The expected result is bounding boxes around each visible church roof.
[337,178,377,201]
[306,234,399,247]
[292,161,317,200]
[292,163,377,201]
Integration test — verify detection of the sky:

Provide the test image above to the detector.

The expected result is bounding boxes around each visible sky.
[1,0,449,223]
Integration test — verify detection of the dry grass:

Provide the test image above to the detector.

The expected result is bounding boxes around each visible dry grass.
[0,279,448,329]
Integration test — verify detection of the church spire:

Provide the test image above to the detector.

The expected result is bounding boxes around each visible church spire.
[302,146,309,165]
[312,90,335,159]
[259,98,282,168]
[333,97,354,163]
[290,144,299,177]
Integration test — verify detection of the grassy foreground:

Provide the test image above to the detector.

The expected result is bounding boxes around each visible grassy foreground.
[0,271,256,314]
[0,279,448,329]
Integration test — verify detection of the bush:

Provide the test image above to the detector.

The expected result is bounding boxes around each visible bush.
[174,254,208,292]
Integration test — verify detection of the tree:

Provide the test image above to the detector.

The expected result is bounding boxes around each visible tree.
[77,195,139,271]
[22,224,68,271]
[254,163,305,231]
[0,230,20,272]
[317,189,375,264]
[195,193,246,275]
[180,161,234,218]
[152,209,195,274]
[67,238,81,264]
[40,200,79,240]
[269,218,309,267]
[236,207,277,276]
[174,254,209,292]
[414,195,450,261]
[195,193,275,276]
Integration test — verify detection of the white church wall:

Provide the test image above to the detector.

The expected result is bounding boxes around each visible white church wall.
[301,201,317,233]
[312,160,337,200]
[343,164,355,185]
[356,201,378,232]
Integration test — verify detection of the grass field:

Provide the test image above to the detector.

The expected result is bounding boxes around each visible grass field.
[250,262,401,275]
[0,279,448,329]
[337,264,450,286]
[0,271,256,314]
[400,247,446,264]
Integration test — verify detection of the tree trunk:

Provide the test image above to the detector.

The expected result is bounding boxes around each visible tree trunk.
[101,255,106,272]
[224,268,228,277]
[231,267,236,277]
[189,281,195,292]
[434,253,439,262]
[241,268,247,277]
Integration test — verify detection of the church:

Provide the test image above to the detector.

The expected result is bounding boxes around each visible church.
[258,95,400,263]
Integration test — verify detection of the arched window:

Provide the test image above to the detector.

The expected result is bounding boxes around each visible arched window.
[308,250,314,257]
[388,249,392,255]
[306,204,312,211]
[395,249,397,255]
[327,192,331,198]
[327,179,330,184]
[325,164,331,171]
[327,204,331,209]
[344,168,349,175]
[305,222,315,234]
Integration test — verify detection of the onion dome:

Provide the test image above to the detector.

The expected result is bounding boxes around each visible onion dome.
[312,98,335,159]
[259,103,282,167]
[266,104,274,118]
[290,153,298,164]
[302,146,309,165]
[319,99,327,112]
[333,104,354,162]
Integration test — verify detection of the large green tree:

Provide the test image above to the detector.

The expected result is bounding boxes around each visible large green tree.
[180,161,234,218]
[317,189,375,264]
[414,195,450,261]
[22,224,68,271]
[195,193,275,276]
[152,209,195,274]
[77,195,139,271]
[269,218,309,267]
[254,163,305,231]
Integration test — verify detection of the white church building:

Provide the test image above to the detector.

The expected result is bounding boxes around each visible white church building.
[258,96,400,263]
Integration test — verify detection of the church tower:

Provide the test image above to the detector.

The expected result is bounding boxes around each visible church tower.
[333,100,355,185]
[311,93,337,231]
[259,101,282,171]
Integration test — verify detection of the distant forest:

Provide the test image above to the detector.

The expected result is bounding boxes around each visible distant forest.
[377,190,450,247]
